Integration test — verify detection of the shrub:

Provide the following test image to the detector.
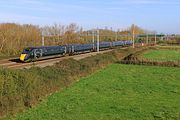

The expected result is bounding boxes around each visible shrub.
[0,47,144,118]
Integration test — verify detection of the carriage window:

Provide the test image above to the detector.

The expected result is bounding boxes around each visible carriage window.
[22,48,32,54]
[43,48,47,53]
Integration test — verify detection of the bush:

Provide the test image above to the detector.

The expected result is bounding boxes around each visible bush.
[0,47,144,118]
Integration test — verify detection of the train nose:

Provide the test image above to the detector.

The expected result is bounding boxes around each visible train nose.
[20,54,27,61]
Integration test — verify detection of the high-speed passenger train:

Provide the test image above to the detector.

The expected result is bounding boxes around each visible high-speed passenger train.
[20,40,132,62]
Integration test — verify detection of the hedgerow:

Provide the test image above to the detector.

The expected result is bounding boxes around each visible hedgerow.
[0,47,144,119]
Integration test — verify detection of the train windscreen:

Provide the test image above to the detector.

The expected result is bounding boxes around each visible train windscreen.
[22,48,33,54]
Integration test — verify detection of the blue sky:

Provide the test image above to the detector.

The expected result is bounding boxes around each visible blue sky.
[0,0,180,34]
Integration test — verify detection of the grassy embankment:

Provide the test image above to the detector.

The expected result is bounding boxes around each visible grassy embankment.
[1,47,145,119]
[8,64,180,120]
[143,49,180,61]
[119,47,180,67]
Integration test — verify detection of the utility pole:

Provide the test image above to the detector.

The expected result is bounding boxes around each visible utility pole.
[166,34,169,41]
[132,24,135,48]
[155,33,157,45]
[97,30,100,52]
[59,29,61,44]
[92,30,95,50]
[42,31,45,46]
[116,32,118,41]
[146,34,149,44]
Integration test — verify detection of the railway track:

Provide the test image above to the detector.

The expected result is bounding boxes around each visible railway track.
[0,50,113,69]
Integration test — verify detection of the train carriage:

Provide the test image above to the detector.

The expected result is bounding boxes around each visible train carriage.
[99,42,112,49]
[20,46,66,62]
[20,40,133,62]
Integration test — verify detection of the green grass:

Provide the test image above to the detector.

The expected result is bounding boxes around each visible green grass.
[143,49,180,61]
[157,45,180,49]
[1,47,143,118]
[8,64,180,120]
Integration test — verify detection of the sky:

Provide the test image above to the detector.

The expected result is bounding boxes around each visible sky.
[0,0,180,34]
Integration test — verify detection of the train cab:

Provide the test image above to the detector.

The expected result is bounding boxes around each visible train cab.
[20,48,34,62]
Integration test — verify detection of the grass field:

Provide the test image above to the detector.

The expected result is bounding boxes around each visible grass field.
[7,64,180,120]
[143,49,180,61]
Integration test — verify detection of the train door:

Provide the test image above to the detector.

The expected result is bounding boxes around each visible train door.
[72,46,74,53]
[68,46,74,54]
[64,46,67,55]
[68,47,71,54]
[110,42,113,48]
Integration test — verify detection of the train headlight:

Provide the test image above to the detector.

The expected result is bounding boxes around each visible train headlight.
[20,54,27,61]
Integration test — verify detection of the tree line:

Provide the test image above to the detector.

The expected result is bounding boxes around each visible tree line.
[0,23,150,56]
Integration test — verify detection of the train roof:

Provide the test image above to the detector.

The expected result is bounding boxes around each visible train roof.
[24,40,132,50]
[25,45,64,50]
[24,43,94,50]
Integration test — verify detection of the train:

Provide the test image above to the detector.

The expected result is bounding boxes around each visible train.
[20,40,133,62]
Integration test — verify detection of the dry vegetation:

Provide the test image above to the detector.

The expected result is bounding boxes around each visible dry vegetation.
[0,22,179,56]
[0,23,41,55]
[0,23,152,56]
